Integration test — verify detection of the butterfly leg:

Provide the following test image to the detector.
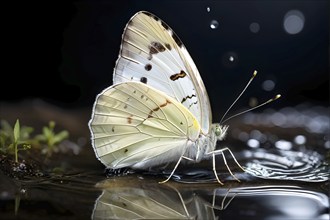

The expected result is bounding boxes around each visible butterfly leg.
[210,188,236,210]
[166,184,190,216]
[159,155,195,184]
[208,147,245,183]
[212,152,224,185]
[219,188,237,210]
[221,147,245,172]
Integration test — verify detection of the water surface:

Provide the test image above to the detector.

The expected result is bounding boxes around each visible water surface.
[0,102,329,219]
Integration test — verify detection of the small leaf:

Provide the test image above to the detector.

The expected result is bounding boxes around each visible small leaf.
[34,134,46,142]
[13,119,20,143]
[53,131,69,144]
[49,121,55,130]
[0,120,13,136]
[42,127,52,139]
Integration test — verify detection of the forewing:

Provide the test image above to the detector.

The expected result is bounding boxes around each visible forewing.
[113,11,211,134]
[88,82,200,169]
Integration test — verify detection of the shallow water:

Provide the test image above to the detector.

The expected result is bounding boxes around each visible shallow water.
[0,102,329,219]
[92,177,329,220]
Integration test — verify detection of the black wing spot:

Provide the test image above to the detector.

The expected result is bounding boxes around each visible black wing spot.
[149,42,166,55]
[170,70,187,81]
[165,43,172,50]
[140,77,148,84]
[142,11,159,21]
[181,94,196,103]
[112,127,115,132]
[171,32,183,48]
[124,149,128,153]
[161,21,170,30]
[188,101,198,109]
[145,64,152,71]
[142,11,152,16]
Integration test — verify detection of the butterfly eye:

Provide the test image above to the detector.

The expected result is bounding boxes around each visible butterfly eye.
[215,124,222,136]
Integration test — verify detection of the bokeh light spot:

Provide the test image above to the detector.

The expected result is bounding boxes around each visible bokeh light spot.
[275,140,293,150]
[283,10,305,35]
[249,22,260,33]
[222,51,239,68]
[262,79,275,91]
[247,139,260,148]
[294,135,306,145]
[210,20,219,29]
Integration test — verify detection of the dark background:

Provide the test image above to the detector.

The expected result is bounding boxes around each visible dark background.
[2,0,329,122]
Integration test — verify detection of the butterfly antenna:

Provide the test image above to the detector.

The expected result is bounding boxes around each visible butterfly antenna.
[220,70,257,124]
[221,94,281,124]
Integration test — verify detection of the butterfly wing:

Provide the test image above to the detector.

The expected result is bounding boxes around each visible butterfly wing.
[113,11,211,134]
[92,185,190,219]
[88,82,200,169]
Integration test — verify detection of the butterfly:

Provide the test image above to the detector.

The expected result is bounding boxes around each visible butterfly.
[88,11,246,185]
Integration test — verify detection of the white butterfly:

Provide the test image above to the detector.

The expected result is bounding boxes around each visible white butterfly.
[88,11,246,184]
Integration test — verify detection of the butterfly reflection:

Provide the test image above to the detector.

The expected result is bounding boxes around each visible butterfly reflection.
[91,176,329,220]
[91,176,236,220]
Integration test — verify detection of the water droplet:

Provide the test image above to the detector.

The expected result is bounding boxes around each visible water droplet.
[249,22,260,33]
[210,20,219,29]
[206,7,211,12]
[283,10,305,34]
[247,139,260,148]
[262,80,275,91]
[294,135,306,145]
[221,51,239,68]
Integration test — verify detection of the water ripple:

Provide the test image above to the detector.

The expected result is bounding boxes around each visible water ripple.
[244,149,329,182]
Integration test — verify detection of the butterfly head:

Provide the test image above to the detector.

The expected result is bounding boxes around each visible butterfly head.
[213,124,229,141]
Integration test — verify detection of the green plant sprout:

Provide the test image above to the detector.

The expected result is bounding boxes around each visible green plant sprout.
[0,119,32,162]
[35,121,69,157]
[0,119,69,161]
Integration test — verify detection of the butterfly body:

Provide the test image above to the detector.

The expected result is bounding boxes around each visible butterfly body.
[89,11,244,184]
